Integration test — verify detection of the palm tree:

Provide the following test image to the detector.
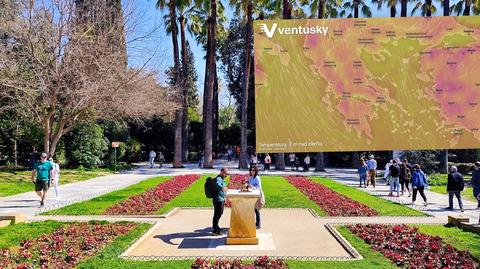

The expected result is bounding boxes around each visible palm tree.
[157,0,183,168]
[229,0,255,169]
[411,0,436,16]
[450,0,479,15]
[339,0,372,17]
[300,0,342,18]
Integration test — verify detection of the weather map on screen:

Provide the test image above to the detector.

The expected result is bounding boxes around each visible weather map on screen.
[254,16,480,153]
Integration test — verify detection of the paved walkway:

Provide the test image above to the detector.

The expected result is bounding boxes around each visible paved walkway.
[319,168,480,223]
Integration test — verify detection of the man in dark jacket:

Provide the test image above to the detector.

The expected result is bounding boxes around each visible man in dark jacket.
[472,161,480,208]
[212,167,229,235]
[447,166,464,212]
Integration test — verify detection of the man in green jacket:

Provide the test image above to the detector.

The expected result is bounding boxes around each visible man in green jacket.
[212,167,229,235]
[31,153,53,207]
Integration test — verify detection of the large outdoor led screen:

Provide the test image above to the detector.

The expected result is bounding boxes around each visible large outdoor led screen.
[254,16,480,153]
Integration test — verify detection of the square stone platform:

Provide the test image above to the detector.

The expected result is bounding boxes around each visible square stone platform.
[121,208,354,260]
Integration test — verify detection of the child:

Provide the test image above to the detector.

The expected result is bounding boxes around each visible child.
[358,159,368,188]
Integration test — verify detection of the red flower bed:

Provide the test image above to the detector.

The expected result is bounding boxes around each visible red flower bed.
[104,174,200,215]
[191,256,288,268]
[284,176,377,216]
[225,174,248,207]
[0,222,135,269]
[348,224,479,269]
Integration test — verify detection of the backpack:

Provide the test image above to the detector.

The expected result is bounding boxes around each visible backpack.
[204,177,216,198]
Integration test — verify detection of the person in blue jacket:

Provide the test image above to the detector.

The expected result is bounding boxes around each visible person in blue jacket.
[357,159,368,188]
[472,161,480,208]
[411,164,428,206]
[212,167,229,235]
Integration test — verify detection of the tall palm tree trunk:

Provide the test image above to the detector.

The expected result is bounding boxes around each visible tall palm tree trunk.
[463,0,471,15]
[203,0,217,168]
[318,0,325,18]
[170,0,183,168]
[202,30,211,156]
[443,0,450,15]
[239,0,252,169]
[390,5,396,17]
[354,0,359,18]
[180,15,189,163]
[401,0,407,16]
[426,0,432,16]
[276,0,292,170]
[213,68,219,158]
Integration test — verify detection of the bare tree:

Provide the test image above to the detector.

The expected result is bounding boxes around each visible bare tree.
[0,0,176,157]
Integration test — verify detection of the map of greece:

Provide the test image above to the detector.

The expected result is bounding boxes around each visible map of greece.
[254,16,480,153]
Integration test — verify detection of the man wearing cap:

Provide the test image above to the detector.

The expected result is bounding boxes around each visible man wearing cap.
[31,153,53,207]
[212,167,229,235]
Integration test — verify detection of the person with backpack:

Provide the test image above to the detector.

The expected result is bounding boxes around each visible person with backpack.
[208,167,229,235]
[400,162,412,197]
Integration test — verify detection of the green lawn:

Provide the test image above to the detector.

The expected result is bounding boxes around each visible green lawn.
[77,224,396,269]
[309,177,425,216]
[0,168,112,197]
[157,176,326,216]
[0,220,65,249]
[417,225,480,261]
[44,176,172,215]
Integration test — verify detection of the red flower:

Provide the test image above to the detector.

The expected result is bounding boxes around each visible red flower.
[285,176,378,216]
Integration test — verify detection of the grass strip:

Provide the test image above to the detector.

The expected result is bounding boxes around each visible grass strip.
[0,220,65,249]
[43,176,171,215]
[0,169,112,197]
[310,177,425,216]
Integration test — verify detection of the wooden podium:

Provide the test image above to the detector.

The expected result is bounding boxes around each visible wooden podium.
[226,189,260,245]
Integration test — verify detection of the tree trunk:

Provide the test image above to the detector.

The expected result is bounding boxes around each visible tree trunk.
[202,32,211,154]
[443,0,449,15]
[354,0,359,18]
[390,5,396,17]
[318,0,325,18]
[463,0,471,15]
[439,150,448,173]
[351,152,359,168]
[315,153,325,171]
[283,0,292,19]
[426,0,432,16]
[169,0,182,168]
[180,15,189,163]
[203,0,217,168]
[401,0,407,16]
[13,124,18,167]
[213,68,219,158]
[239,0,253,170]
[275,154,285,170]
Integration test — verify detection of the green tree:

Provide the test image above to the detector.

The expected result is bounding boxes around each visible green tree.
[68,122,108,168]
[340,0,372,18]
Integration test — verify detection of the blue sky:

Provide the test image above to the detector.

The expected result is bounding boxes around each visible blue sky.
[125,0,460,106]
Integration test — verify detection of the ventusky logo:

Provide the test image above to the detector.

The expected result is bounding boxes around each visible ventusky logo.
[258,23,329,38]
[259,23,278,38]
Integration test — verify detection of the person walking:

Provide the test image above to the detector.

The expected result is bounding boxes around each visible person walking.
[366,155,377,188]
[388,159,401,197]
[384,160,393,185]
[49,157,60,199]
[472,161,480,208]
[303,155,311,172]
[400,162,412,197]
[250,154,258,169]
[248,166,265,229]
[148,149,156,168]
[264,154,271,172]
[198,151,204,168]
[357,159,368,188]
[227,148,233,162]
[158,151,165,168]
[212,167,229,235]
[31,153,53,207]
[289,153,296,171]
[411,164,428,206]
[294,156,300,171]
[28,146,38,171]
[446,166,465,212]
